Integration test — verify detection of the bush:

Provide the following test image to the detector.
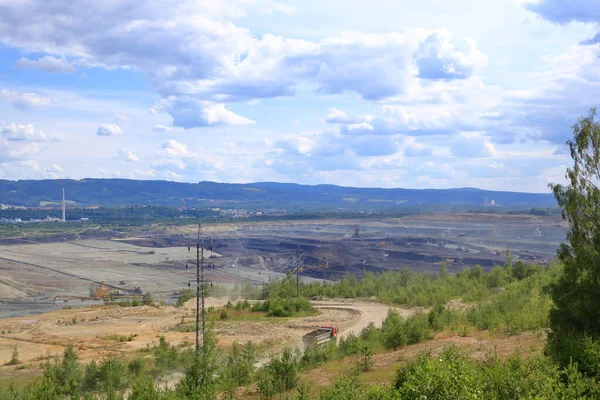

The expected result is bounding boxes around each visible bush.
[395,346,484,399]
[142,292,153,306]
[381,310,431,350]
[251,297,314,317]
[176,289,194,308]
[153,337,179,373]
[355,345,374,372]
[127,358,146,376]
[221,342,257,388]
[259,348,299,398]
[546,331,600,378]
[8,345,19,366]
[220,309,229,320]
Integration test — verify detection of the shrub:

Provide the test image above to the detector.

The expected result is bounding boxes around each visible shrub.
[176,289,194,308]
[8,345,19,366]
[395,346,484,399]
[355,345,374,372]
[220,309,229,320]
[142,292,153,306]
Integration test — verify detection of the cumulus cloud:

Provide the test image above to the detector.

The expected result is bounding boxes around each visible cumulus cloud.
[403,137,433,157]
[581,33,600,45]
[416,30,487,80]
[155,98,255,128]
[114,114,130,123]
[151,158,186,170]
[340,122,374,135]
[14,56,76,73]
[0,138,40,162]
[96,124,123,136]
[152,124,174,132]
[526,0,600,24]
[158,139,191,158]
[46,164,63,172]
[325,108,355,124]
[527,0,600,46]
[0,160,40,178]
[0,1,486,127]
[0,90,52,110]
[329,103,468,137]
[119,148,140,162]
[451,132,496,158]
[1,123,47,141]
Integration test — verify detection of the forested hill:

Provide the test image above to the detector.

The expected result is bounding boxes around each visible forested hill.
[0,179,556,209]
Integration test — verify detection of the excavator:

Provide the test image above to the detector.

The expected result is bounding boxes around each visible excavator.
[53,281,138,302]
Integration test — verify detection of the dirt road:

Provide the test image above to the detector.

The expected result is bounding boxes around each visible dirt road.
[312,300,392,340]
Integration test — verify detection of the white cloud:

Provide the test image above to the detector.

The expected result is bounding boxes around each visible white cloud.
[403,137,433,157]
[340,122,374,135]
[325,108,353,123]
[0,138,39,162]
[14,56,76,73]
[0,90,52,110]
[1,123,47,141]
[151,159,186,171]
[0,160,40,178]
[158,139,190,158]
[114,114,130,123]
[46,164,63,172]
[119,148,140,162]
[155,97,255,128]
[152,124,172,132]
[451,132,496,158]
[416,30,487,80]
[0,2,485,127]
[96,124,123,136]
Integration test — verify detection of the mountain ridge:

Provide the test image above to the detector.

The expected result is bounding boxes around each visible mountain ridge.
[0,179,556,209]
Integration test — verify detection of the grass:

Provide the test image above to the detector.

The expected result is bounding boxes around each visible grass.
[171,309,319,332]
[101,333,138,342]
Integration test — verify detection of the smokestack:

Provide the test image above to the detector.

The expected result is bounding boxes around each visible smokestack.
[62,188,66,222]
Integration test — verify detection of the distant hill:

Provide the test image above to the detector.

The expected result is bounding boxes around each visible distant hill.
[0,179,556,210]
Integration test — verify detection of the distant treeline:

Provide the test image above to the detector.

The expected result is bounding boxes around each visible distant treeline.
[0,179,556,209]
[0,205,562,227]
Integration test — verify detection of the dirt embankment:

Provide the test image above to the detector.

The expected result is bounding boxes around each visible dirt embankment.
[0,298,396,370]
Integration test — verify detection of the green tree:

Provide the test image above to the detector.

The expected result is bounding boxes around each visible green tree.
[179,328,220,400]
[49,345,83,398]
[547,108,600,377]
[142,292,153,306]
[8,345,19,366]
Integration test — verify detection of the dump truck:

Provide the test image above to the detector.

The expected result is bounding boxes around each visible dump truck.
[302,326,338,348]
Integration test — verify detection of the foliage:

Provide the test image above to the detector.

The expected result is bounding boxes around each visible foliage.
[220,342,257,387]
[176,289,194,308]
[355,345,374,372]
[547,108,600,378]
[7,345,19,366]
[258,348,300,398]
[251,297,314,317]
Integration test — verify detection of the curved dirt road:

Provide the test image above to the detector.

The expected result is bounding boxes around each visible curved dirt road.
[312,300,391,340]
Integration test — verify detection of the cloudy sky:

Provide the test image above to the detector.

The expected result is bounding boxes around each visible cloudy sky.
[0,0,598,192]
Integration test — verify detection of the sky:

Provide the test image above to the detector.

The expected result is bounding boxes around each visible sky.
[0,0,598,193]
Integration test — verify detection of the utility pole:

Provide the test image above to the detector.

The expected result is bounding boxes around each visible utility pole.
[189,224,206,361]
[296,248,301,298]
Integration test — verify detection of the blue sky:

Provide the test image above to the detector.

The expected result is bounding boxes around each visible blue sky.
[0,0,598,192]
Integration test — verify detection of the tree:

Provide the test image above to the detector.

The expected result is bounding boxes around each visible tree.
[547,108,600,377]
[8,345,19,366]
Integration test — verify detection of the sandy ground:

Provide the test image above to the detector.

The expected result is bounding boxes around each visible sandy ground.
[0,298,392,377]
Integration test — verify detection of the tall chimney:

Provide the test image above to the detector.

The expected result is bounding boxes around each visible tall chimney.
[62,188,66,222]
